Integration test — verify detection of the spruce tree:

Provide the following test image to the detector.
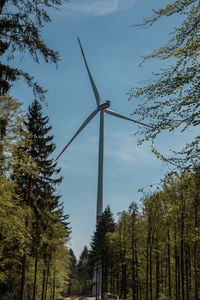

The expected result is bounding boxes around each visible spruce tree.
[19,99,69,300]
[90,206,115,296]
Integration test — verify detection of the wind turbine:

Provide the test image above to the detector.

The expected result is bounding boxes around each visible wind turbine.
[56,37,151,223]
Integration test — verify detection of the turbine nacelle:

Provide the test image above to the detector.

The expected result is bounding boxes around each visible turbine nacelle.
[98,100,110,110]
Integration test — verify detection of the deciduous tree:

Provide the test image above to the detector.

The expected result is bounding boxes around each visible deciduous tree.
[128,0,200,168]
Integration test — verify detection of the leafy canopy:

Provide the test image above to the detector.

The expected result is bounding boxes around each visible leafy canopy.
[128,0,200,168]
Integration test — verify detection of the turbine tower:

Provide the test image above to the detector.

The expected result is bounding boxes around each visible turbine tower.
[56,37,151,224]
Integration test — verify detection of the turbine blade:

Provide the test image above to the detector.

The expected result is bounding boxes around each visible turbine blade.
[105,109,153,128]
[56,108,99,161]
[77,36,100,106]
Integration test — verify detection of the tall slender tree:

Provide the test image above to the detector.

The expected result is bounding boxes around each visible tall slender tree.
[90,206,115,297]
[19,99,69,300]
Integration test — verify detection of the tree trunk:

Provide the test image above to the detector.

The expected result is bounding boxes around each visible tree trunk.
[150,234,153,300]
[146,236,149,300]
[19,180,31,300]
[180,192,185,300]
[185,244,189,300]
[32,252,38,300]
[174,226,179,300]
[155,237,159,300]
[135,243,138,300]
[177,255,181,300]
[52,271,56,300]
[194,176,199,300]
[19,254,26,300]
[188,246,191,293]
[44,262,50,300]
[131,214,135,300]
[124,264,127,299]
[41,269,46,300]
[116,271,119,296]
[167,226,171,299]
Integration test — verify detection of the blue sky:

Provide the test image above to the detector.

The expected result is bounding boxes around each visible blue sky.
[9,0,195,258]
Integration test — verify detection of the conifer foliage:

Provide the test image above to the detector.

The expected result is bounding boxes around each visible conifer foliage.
[22,99,70,300]
[90,206,116,297]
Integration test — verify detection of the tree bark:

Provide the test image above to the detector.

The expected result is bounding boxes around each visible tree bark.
[155,237,159,300]
[180,191,185,300]
[19,254,26,300]
[167,226,171,299]
[44,262,50,300]
[52,271,56,300]
[41,269,46,300]
[124,264,127,299]
[19,179,31,300]
[32,252,38,300]
[185,244,189,300]
[194,177,199,300]
[149,230,153,300]
[146,236,149,300]
[131,213,136,300]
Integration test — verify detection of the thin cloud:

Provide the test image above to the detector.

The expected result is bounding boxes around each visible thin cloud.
[62,163,79,171]
[64,0,136,16]
[105,131,156,166]
[85,130,155,165]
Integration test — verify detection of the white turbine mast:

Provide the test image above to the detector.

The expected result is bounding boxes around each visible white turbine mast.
[56,36,152,222]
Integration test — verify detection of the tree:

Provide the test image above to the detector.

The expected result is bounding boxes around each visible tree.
[128,202,139,300]
[77,246,92,295]
[0,0,65,99]
[90,206,115,297]
[67,249,78,296]
[128,0,200,168]
[0,94,36,299]
[103,167,200,299]
[19,99,69,300]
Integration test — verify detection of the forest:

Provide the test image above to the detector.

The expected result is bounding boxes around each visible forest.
[0,96,70,299]
[69,170,200,300]
[1,0,200,299]
[0,1,71,298]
